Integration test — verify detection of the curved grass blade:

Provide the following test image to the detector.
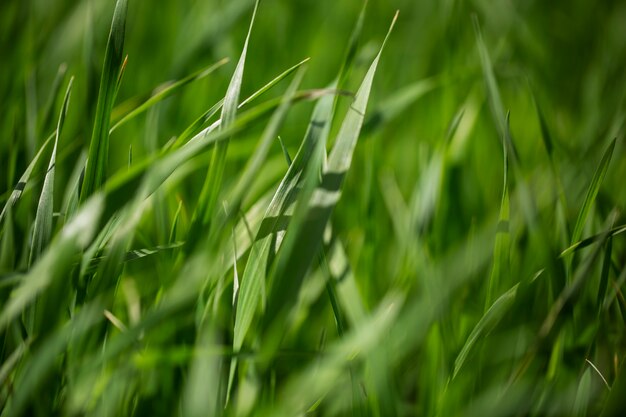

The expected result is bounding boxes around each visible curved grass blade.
[169,57,310,151]
[570,138,616,247]
[29,77,74,266]
[191,0,259,238]
[472,15,517,163]
[485,113,510,310]
[110,57,229,133]
[229,71,330,402]
[80,0,128,202]
[453,283,519,379]
[0,133,54,225]
[262,11,399,350]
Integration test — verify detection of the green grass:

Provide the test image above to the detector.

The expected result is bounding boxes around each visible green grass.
[1,0,626,416]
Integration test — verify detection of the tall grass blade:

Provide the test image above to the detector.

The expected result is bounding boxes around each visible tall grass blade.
[80,0,128,202]
[191,0,259,237]
[29,77,74,266]
[262,11,398,348]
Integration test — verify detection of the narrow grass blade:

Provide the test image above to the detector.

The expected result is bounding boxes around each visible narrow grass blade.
[169,57,310,151]
[570,138,616,246]
[39,63,67,133]
[80,0,128,202]
[29,77,74,266]
[472,15,517,162]
[0,133,54,225]
[453,283,519,379]
[110,57,229,133]
[485,114,511,310]
[192,0,259,234]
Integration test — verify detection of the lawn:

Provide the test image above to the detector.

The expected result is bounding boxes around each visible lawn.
[1,0,626,416]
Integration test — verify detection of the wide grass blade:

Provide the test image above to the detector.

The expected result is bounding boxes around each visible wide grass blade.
[80,0,128,202]
[229,72,332,400]
[262,11,398,348]
[0,195,104,333]
[29,77,74,266]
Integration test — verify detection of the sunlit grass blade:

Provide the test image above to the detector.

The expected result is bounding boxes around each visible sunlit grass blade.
[169,57,310,151]
[191,0,259,238]
[29,77,74,266]
[110,57,229,133]
[262,11,398,349]
[0,194,104,333]
[230,69,328,401]
[80,0,128,202]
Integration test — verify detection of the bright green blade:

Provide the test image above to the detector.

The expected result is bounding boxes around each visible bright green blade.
[0,194,104,332]
[169,57,310,151]
[262,11,398,349]
[80,0,128,202]
[192,0,259,237]
[229,70,331,401]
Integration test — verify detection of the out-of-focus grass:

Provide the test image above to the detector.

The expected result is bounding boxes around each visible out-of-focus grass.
[1,0,626,416]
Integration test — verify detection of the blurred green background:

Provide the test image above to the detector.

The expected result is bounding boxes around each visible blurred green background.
[1,0,626,416]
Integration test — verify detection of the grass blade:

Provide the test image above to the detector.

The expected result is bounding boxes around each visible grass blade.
[262,11,398,349]
[191,0,259,236]
[29,77,74,266]
[0,133,54,225]
[80,0,128,202]
[110,57,229,133]
[570,138,616,246]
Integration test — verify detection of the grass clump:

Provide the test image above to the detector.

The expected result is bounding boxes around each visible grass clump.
[1,0,626,416]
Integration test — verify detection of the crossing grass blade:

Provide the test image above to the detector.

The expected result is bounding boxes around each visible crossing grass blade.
[80,0,128,202]
[169,57,310,151]
[110,57,229,133]
[29,77,74,266]
[229,72,332,401]
[261,11,398,350]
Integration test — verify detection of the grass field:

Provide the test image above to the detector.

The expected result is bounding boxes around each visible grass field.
[1,0,626,416]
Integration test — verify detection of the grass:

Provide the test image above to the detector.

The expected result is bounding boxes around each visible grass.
[1,0,626,416]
